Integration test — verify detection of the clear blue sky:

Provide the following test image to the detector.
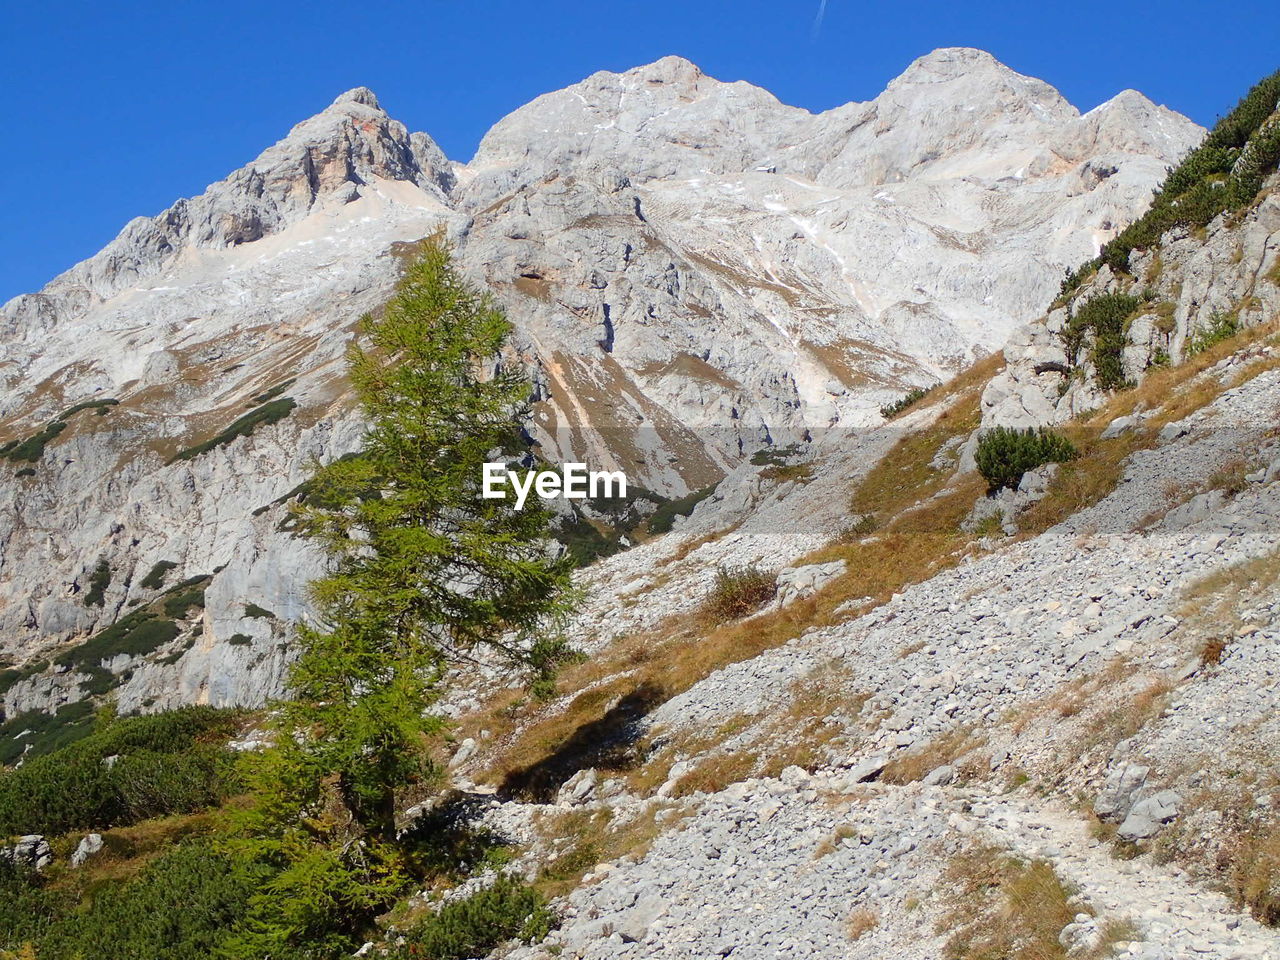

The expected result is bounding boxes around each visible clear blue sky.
[1,0,1275,305]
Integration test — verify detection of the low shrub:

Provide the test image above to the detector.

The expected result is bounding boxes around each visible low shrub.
[248,378,296,406]
[880,386,933,419]
[54,611,181,673]
[57,398,118,420]
[0,421,66,464]
[647,482,719,535]
[160,576,210,619]
[168,397,297,464]
[242,603,274,619]
[1062,292,1144,390]
[392,876,556,960]
[0,702,97,765]
[24,840,260,960]
[83,559,111,608]
[1187,311,1241,356]
[975,426,1077,493]
[703,565,777,622]
[0,707,242,835]
[138,560,178,591]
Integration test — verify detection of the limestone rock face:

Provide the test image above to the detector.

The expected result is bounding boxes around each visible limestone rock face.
[0,50,1201,713]
[982,178,1280,430]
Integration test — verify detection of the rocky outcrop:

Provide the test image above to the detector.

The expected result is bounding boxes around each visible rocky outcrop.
[982,177,1280,429]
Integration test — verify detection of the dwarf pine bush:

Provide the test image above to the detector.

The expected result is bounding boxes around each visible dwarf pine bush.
[975,426,1077,493]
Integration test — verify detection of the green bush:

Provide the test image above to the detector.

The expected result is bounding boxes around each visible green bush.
[160,576,210,619]
[57,398,118,420]
[703,564,777,622]
[242,602,275,619]
[14,840,261,960]
[0,702,97,766]
[54,611,181,674]
[0,421,66,464]
[138,560,178,591]
[880,386,933,419]
[248,379,296,406]
[1187,311,1241,356]
[647,482,719,534]
[975,426,1078,493]
[392,876,556,960]
[168,397,297,464]
[1062,292,1144,390]
[83,559,112,608]
[0,707,242,835]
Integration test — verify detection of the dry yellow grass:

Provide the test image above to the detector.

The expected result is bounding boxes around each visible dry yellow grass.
[846,907,878,941]
[532,802,692,900]
[881,726,986,785]
[939,842,1132,960]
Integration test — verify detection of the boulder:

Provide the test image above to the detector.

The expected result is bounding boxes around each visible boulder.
[1117,789,1182,841]
[3,835,53,871]
[1094,763,1149,822]
[70,832,104,867]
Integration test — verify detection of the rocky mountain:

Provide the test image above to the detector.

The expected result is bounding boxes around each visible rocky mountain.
[0,50,1199,725]
[2,45,1280,960]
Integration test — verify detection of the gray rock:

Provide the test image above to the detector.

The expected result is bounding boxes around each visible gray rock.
[1118,790,1182,841]
[922,764,956,786]
[616,892,666,943]
[1095,764,1150,822]
[70,833,104,867]
[3,835,52,871]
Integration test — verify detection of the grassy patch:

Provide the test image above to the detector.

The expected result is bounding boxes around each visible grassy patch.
[939,842,1129,960]
[700,565,776,624]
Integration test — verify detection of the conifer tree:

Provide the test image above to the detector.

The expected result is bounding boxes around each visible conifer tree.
[226,239,575,956]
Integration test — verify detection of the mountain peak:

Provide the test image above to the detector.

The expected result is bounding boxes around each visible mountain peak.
[898,47,1006,82]
[331,86,381,110]
[626,55,705,84]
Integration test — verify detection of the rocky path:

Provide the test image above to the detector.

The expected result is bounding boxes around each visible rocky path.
[972,793,1279,960]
